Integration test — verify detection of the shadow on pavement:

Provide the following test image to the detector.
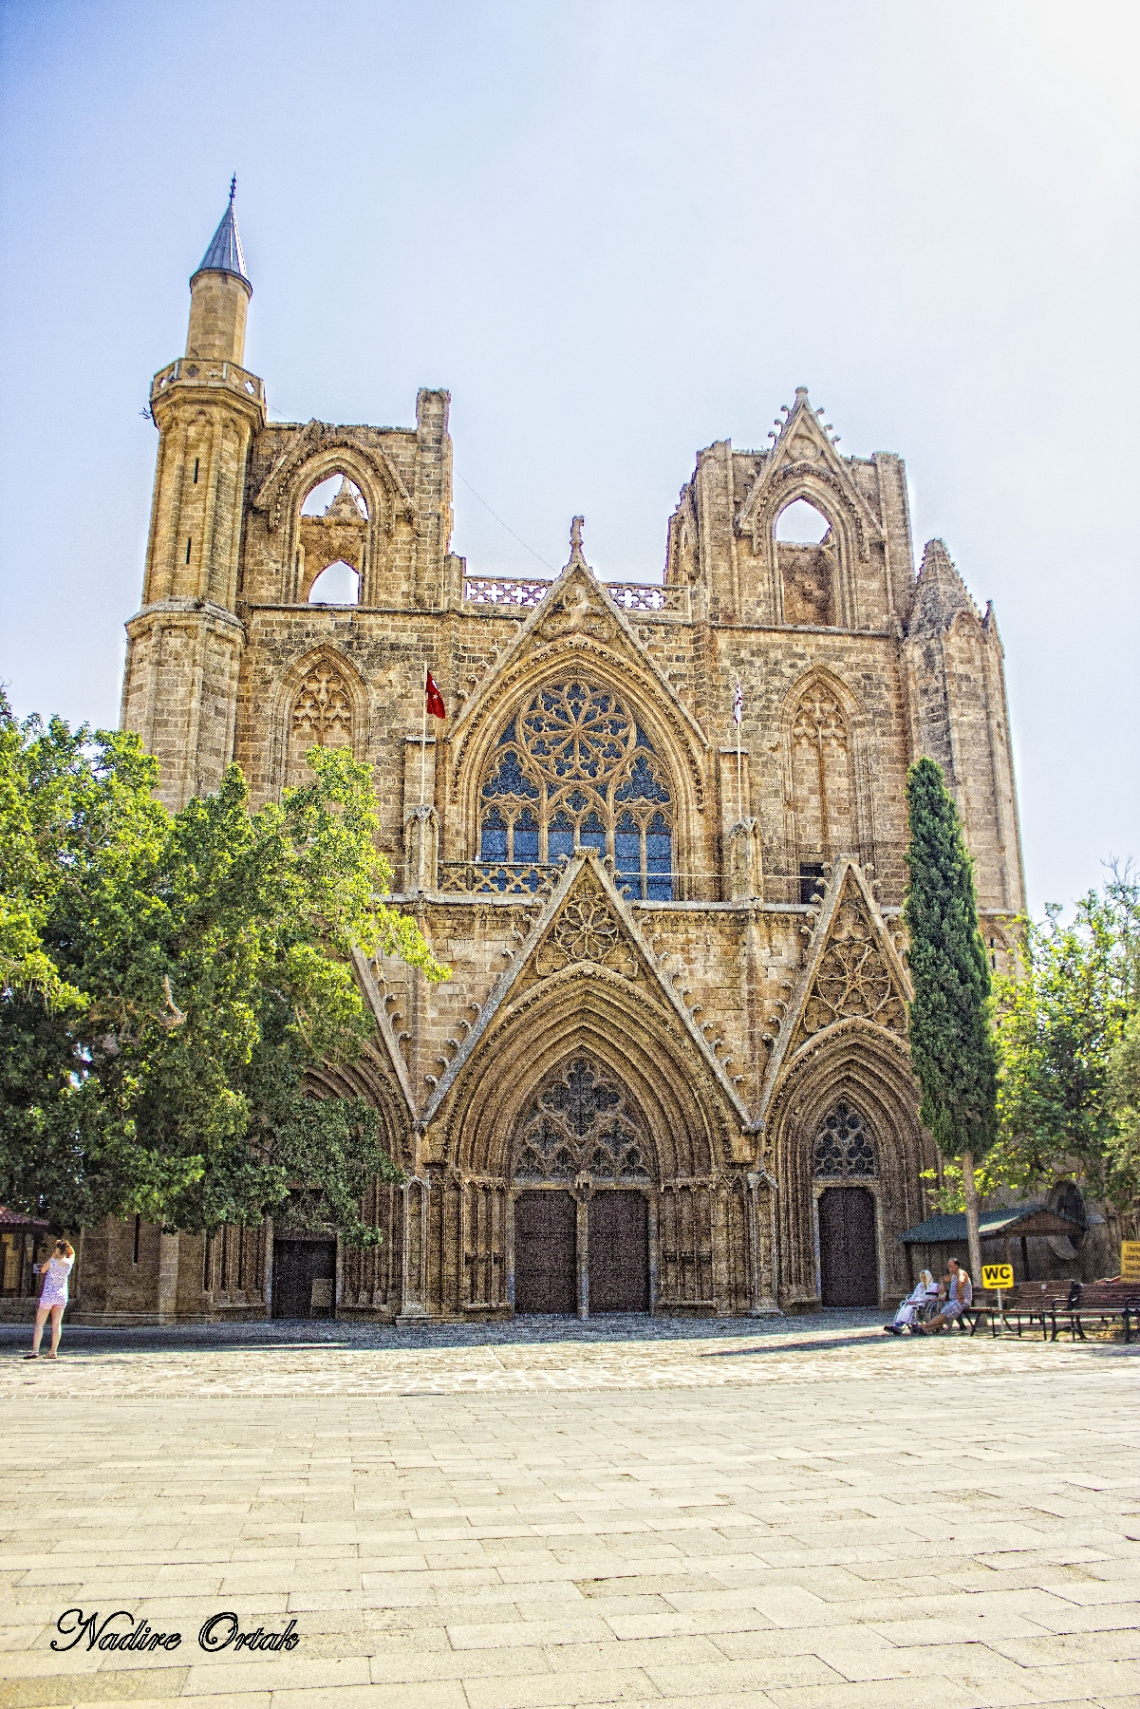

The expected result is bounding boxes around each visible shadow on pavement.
[0,1309,888,1358]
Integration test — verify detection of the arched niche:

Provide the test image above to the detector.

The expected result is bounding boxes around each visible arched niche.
[751,469,863,626]
[272,646,369,791]
[295,471,369,602]
[775,498,836,626]
[780,667,871,872]
[255,436,408,605]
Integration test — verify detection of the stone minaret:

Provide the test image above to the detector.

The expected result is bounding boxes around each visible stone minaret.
[120,184,265,807]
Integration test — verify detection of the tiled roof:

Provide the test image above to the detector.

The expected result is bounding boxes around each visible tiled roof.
[0,1206,50,1229]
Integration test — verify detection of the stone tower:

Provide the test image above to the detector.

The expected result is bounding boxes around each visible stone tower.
[120,186,265,808]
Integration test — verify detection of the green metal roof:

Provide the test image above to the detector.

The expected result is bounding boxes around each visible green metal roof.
[897,1202,1081,1244]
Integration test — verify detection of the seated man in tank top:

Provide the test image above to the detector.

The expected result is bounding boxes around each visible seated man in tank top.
[914,1258,972,1333]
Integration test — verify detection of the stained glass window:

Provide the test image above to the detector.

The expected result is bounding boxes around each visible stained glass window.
[478,680,674,899]
[812,1103,876,1178]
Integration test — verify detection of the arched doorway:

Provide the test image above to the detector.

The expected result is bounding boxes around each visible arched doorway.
[512,1057,652,1315]
[813,1102,879,1306]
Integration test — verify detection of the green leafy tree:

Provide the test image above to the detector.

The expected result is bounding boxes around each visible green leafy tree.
[904,757,998,1282]
[0,698,447,1240]
[1107,1012,1140,1222]
[986,873,1138,1221]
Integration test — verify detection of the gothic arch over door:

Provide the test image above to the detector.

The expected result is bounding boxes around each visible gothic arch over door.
[510,1055,654,1316]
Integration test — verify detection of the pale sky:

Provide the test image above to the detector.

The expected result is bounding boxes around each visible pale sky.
[1,0,1137,916]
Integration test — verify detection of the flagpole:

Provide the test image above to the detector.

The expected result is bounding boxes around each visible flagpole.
[420,663,428,807]
[734,680,743,822]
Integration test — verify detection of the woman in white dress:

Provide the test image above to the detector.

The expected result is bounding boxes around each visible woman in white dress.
[25,1240,75,1360]
[882,1269,939,1334]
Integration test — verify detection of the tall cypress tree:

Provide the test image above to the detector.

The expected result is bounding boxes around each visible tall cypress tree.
[904,757,997,1284]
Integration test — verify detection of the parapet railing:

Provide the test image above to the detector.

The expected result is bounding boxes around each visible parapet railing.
[438,861,558,897]
[462,577,689,615]
[151,358,265,406]
[434,855,907,907]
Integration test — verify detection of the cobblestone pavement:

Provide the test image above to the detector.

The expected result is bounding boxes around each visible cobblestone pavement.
[2,1315,1138,1709]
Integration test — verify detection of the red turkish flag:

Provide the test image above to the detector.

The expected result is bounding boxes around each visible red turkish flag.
[425,671,446,719]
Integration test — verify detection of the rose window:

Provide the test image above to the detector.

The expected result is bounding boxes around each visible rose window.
[479,681,673,899]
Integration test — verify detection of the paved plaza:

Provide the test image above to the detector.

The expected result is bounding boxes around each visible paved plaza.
[1,1313,1138,1709]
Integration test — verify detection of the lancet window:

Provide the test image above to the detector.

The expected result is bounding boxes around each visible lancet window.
[478,681,674,900]
[514,1058,651,1184]
[812,1102,876,1178]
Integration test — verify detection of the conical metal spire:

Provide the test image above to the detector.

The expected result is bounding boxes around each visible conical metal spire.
[192,177,249,287]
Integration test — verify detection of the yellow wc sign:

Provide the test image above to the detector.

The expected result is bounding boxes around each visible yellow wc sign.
[981,1263,1014,1290]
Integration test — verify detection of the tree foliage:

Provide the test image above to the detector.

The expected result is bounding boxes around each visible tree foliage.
[903,758,997,1161]
[0,698,448,1239]
[989,871,1139,1213]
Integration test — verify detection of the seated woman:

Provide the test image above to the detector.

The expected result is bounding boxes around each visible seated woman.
[914,1257,973,1333]
[882,1269,939,1334]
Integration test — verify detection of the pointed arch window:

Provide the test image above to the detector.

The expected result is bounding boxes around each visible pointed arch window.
[478,682,673,899]
[776,499,836,626]
[812,1102,876,1178]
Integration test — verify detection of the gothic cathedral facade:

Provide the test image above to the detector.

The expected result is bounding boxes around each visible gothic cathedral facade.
[84,195,1025,1322]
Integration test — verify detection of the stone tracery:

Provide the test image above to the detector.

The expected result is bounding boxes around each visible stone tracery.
[513,1057,651,1184]
[291,660,353,748]
[479,681,673,898]
[288,658,354,785]
[796,896,907,1046]
[812,1102,876,1178]
[790,679,856,862]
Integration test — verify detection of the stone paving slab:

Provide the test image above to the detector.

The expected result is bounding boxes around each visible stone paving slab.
[1,1316,1137,1707]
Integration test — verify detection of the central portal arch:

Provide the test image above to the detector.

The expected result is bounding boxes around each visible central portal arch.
[511,1056,653,1315]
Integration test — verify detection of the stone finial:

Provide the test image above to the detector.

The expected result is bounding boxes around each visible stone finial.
[567,515,586,569]
[907,537,981,638]
[325,477,364,521]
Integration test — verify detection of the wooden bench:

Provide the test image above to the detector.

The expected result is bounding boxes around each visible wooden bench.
[1044,1281,1140,1343]
[955,1284,1051,1339]
[958,1281,1140,1342]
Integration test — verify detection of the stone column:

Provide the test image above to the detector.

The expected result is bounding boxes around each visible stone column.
[397,1179,430,1321]
[157,1231,181,1321]
[403,804,439,893]
[576,1189,590,1320]
[728,819,763,901]
[747,1173,781,1314]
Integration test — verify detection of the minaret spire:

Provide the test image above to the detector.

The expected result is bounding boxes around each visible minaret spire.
[192,180,249,288]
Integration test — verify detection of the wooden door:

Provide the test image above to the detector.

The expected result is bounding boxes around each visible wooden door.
[514,1191,577,1314]
[272,1239,336,1318]
[817,1187,878,1306]
[589,1191,649,1312]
